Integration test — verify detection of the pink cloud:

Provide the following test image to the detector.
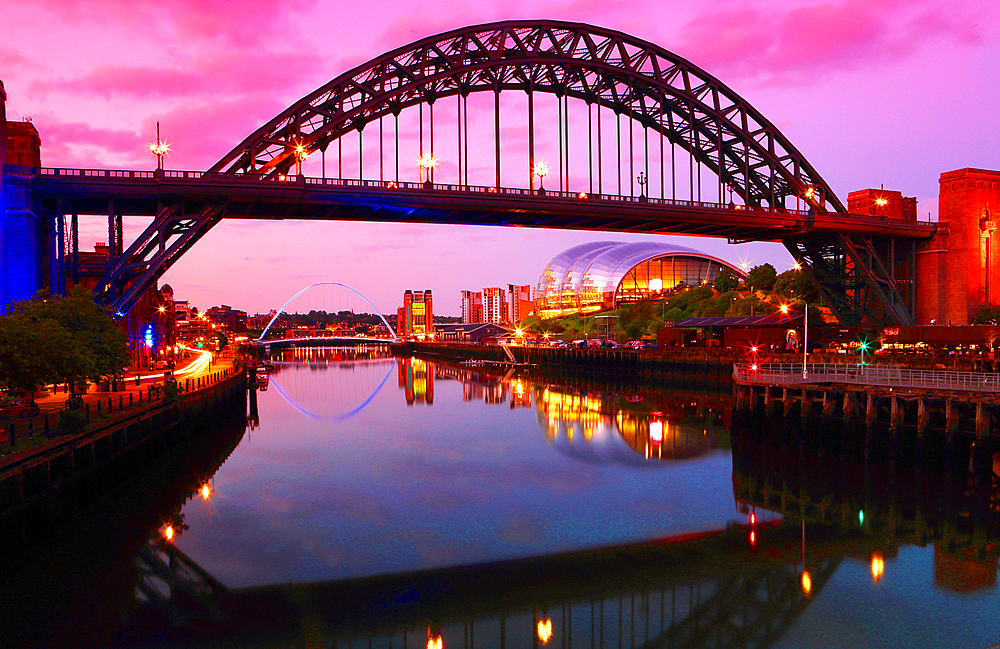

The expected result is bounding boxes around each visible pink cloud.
[674,0,984,87]
[15,0,316,49]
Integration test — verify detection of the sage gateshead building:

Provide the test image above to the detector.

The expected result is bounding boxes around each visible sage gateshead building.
[535,241,742,319]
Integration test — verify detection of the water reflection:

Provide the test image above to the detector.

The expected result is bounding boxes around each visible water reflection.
[266,345,397,419]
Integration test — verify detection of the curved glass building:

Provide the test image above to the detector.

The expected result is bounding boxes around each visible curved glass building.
[535,241,741,319]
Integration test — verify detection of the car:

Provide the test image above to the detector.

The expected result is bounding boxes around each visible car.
[0,398,40,419]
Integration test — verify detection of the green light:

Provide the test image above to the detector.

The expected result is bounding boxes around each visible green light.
[859,510,865,525]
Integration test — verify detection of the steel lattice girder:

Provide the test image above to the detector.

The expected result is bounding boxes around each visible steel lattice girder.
[210,20,843,214]
[99,202,227,316]
[783,233,914,327]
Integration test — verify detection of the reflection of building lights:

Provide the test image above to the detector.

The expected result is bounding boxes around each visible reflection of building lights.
[649,419,663,443]
[537,618,553,645]
[749,529,755,546]
[801,570,812,596]
[427,635,442,649]
[871,552,885,582]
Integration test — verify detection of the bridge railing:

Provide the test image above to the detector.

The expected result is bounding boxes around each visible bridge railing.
[734,362,1000,393]
[35,167,821,217]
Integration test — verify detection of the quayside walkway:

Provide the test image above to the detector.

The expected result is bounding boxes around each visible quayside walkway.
[734,362,1000,395]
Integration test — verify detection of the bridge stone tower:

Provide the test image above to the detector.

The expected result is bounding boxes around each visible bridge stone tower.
[916,168,1000,325]
[0,82,51,314]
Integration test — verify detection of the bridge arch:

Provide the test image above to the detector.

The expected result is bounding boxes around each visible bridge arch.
[211,20,844,214]
[259,282,398,341]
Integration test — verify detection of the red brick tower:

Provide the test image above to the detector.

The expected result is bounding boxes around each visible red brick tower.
[917,169,1000,325]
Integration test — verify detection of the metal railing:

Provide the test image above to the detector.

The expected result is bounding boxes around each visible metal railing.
[733,362,1000,393]
[34,166,816,217]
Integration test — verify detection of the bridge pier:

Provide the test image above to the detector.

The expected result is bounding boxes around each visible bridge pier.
[864,393,878,460]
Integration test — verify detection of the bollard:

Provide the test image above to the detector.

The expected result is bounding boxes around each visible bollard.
[86,403,90,418]
[97,401,101,415]
[135,374,140,386]
[108,397,112,413]
[10,423,15,447]
[186,378,190,392]
[119,395,123,410]
[138,391,142,403]
[130,393,133,406]
[28,419,33,440]
[44,414,49,435]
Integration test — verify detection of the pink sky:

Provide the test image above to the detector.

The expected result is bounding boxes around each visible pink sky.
[3,0,997,315]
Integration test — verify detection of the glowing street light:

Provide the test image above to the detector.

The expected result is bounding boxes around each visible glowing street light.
[418,153,437,184]
[534,160,550,192]
[164,524,174,541]
[875,196,888,207]
[780,303,789,315]
[636,171,647,197]
[201,483,211,500]
[149,122,170,170]
[801,570,813,596]
[292,140,309,175]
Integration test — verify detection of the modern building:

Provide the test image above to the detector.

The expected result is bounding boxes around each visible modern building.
[397,289,433,340]
[508,284,533,324]
[535,241,743,319]
[460,290,483,324]
[205,304,248,333]
[483,287,507,324]
[434,322,511,343]
[916,168,1000,325]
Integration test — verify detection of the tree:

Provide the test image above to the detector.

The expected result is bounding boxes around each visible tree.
[0,299,68,397]
[773,269,819,302]
[713,268,741,293]
[45,286,131,392]
[746,264,777,291]
[0,287,130,396]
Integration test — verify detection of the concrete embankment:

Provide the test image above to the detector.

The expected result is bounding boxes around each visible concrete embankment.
[0,365,247,518]
[392,341,739,391]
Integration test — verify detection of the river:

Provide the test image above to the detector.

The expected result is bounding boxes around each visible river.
[3,346,999,648]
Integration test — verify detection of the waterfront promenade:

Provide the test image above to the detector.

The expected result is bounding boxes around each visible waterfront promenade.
[0,348,240,463]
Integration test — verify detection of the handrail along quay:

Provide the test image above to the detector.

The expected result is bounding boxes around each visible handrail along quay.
[734,362,1000,393]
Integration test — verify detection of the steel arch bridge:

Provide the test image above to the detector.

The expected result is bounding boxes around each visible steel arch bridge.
[28,20,935,326]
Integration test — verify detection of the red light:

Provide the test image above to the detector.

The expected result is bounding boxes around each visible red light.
[750,530,756,546]
[750,512,756,525]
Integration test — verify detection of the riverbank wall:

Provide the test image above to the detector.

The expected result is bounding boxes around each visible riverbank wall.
[0,367,247,521]
[392,342,738,391]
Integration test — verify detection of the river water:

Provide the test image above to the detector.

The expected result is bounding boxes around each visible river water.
[6,346,1000,648]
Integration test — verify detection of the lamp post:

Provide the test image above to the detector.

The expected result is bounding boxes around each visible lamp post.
[149,122,169,171]
[534,160,550,194]
[418,154,437,186]
[293,140,309,176]
[802,306,809,379]
[637,171,647,198]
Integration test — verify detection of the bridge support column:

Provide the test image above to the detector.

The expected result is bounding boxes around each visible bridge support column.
[915,398,929,471]
[764,386,774,418]
[782,387,792,418]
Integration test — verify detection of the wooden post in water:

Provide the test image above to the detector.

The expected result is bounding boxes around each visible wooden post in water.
[764,386,774,418]
[975,402,988,438]
[864,392,877,460]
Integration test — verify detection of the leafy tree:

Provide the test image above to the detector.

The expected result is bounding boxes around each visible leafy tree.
[746,263,777,291]
[773,269,819,302]
[713,268,741,293]
[0,287,130,396]
[0,300,68,397]
[973,304,1000,325]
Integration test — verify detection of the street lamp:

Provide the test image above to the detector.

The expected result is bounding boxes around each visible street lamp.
[637,171,647,198]
[149,122,169,171]
[293,140,309,175]
[418,153,437,185]
[534,160,550,193]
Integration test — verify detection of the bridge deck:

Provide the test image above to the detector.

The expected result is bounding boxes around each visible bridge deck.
[28,167,937,242]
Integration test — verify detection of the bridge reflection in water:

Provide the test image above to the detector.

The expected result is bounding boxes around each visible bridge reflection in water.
[16,353,1000,647]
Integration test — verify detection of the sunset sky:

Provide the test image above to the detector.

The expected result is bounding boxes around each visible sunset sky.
[3,0,997,315]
